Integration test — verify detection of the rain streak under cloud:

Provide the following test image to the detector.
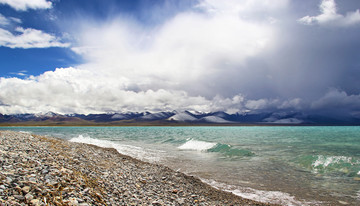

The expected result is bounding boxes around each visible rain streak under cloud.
[0,0,360,120]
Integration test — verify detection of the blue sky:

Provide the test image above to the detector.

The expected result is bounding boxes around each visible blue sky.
[0,0,163,77]
[0,0,360,120]
[0,0,197,77]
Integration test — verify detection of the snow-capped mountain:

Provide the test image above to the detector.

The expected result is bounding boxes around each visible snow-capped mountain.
[199,116,232,123]
[1,110,359,125]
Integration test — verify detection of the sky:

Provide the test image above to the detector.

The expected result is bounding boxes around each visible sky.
[0,0,360,119]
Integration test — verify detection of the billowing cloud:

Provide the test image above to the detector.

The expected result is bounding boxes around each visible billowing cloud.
[0,0,360,119]
[0,27,70,49]
[0,66,358,117]
[0,67,227,114]
[0,0,52,11]
[298,0,360,26]
[0,11,67,49]
[0,67,305,115]
[72,0,277,100]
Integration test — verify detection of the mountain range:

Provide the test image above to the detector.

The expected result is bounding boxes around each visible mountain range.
[1,111,360,126]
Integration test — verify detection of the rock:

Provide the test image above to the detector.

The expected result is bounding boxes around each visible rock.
[30,199,41,206]
[77,198,85,203]
[69,197,78,206]
[172,189,178,194]
[177,198,185,204]
[6,177,13,183]
[25,193,34,201]
[152,200,162,205]
[29,177,36,182]
[14,194,25,201]
[22,186,31,193]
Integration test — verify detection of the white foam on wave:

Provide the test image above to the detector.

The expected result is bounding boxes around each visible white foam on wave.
[177,139,216,151]
[201,179,321,206]
[312,155,358,168]
[69,135,163,162]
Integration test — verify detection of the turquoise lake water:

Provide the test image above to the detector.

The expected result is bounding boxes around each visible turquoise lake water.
[1,126,360,205]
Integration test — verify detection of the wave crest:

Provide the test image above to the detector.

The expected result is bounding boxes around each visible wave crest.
[177,139,216,151]
[178,139,254,158]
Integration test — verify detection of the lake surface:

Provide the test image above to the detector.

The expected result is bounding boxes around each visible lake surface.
[2,126,360,205]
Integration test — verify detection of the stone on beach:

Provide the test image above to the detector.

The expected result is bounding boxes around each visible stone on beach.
[0,130,273,205]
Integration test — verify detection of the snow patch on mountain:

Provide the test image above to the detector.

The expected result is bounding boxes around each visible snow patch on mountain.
[200,116,231,123]
[140,112,174,120]
[168,111,198,122]
[111,114,129,120]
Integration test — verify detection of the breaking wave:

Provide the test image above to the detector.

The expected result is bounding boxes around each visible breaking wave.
[177,139,217,151]
[178,139,254,158]
[297,155,360,177]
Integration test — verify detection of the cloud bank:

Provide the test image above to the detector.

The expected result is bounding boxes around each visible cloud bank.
[0,27,69,49]
[0,67,302,114]
[298,0,360,26]
[72,0,278,99]
[0,10,69,49]
[0,0,52,11]
[0,0,360,120]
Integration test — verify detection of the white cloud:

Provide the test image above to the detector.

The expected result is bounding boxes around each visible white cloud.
[197,0,289,15]
[0,0,52,11]
[0,13,9,25]
[0,67,307,115]
[0,27,70,49]
[0,13,22,26]
[9,71,27,76]
[0,67,220,114]
[9,17,22,24]
[1,68,353,115]
[0,0,297,115]
[2,0,359,117]
[298,0,360,26]
[72,0,276,98]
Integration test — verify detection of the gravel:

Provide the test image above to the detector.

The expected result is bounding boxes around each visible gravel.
[0,130,275,206]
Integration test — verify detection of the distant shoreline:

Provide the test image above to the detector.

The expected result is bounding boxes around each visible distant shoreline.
[1,122,359,127]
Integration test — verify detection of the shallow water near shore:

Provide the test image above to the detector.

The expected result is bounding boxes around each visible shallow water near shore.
[2,126,360,205]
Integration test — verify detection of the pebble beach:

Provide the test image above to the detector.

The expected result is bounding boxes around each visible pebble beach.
[0,130,273,206]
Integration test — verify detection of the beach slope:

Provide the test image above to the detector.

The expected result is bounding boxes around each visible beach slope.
[0,131,273,205]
